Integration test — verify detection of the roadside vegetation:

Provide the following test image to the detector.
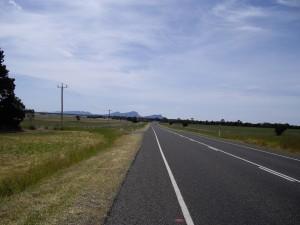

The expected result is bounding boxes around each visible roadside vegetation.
[0,114,147,225]
[0,48,148,224]
[163,123,300,154]
[0,48,25,131]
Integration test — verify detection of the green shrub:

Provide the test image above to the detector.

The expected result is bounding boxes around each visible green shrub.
[28,125,36,130]
[182,122,188,127]
[274,125,288,136]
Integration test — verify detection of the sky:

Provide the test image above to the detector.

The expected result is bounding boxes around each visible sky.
[0,0,300,124]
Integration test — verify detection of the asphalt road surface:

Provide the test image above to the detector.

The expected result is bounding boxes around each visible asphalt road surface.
[105,123,300,225]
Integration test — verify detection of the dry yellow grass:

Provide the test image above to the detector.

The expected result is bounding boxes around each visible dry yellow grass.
[0,131,104,180]
[0,127,147,225]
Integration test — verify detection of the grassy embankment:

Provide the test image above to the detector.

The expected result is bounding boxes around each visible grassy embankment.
[163,123,300,154]
[0,114,147,225]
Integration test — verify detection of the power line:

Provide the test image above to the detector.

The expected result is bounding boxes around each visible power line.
[57,83,68,129]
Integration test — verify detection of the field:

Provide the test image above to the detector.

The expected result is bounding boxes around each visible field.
[163,123,300,154]
[0,114,147,225]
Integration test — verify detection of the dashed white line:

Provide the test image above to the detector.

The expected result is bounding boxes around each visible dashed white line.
[152,127,195,225]
[164,128,300,183]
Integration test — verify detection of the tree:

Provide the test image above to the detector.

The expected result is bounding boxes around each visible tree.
[127,117,138,123]
[220,118,225,125]
[274,124,288,136]
[0,48,25,130]
[182,121,188,127]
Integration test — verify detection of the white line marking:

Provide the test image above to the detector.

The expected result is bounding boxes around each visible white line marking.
[163,126,300,162]
[164,128,300,183]
[202,135,300,162]
[152,127,195,225]
[258,166,298,182]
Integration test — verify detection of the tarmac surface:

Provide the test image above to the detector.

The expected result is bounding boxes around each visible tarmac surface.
[105,123,300,225]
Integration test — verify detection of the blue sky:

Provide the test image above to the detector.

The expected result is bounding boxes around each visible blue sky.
[1,0,300,124]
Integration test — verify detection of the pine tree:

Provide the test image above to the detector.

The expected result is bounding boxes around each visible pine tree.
[0,48,25,130]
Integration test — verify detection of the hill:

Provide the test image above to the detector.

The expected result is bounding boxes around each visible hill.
[144,114,164,119]
[55,111,92,115]
[110,111,140,118]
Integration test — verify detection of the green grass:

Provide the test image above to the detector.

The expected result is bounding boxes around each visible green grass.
[21,114,143,130]
[0,114,146,199]
[163,123,300,154]
[0,127,146,225]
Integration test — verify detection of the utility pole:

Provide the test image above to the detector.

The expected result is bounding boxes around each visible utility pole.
[108,109,111,119]
[57,83,68,129]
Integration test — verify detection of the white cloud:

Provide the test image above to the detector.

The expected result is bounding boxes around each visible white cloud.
[236,25,265,32]
[211,0,268,32]
[1,0,300,123]
[8,0,22,10]
[0,0,166,85]
[277,0,300,7]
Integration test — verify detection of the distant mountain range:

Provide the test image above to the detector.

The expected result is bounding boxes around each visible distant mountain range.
[51,110,164,119]
[110,111,140,117]
[109,111,164,119]
[54,111,92,115]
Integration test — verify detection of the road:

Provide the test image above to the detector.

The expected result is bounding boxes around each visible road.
[105,123,300,225]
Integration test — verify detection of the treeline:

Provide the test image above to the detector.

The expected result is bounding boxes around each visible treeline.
[86,115,300,130]
[160,118,300,129]
[87,115,161,123]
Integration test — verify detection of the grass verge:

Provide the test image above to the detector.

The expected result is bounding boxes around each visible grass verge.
[0,114,145,199]
[0,126,147,225]
[0,129,119,198]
